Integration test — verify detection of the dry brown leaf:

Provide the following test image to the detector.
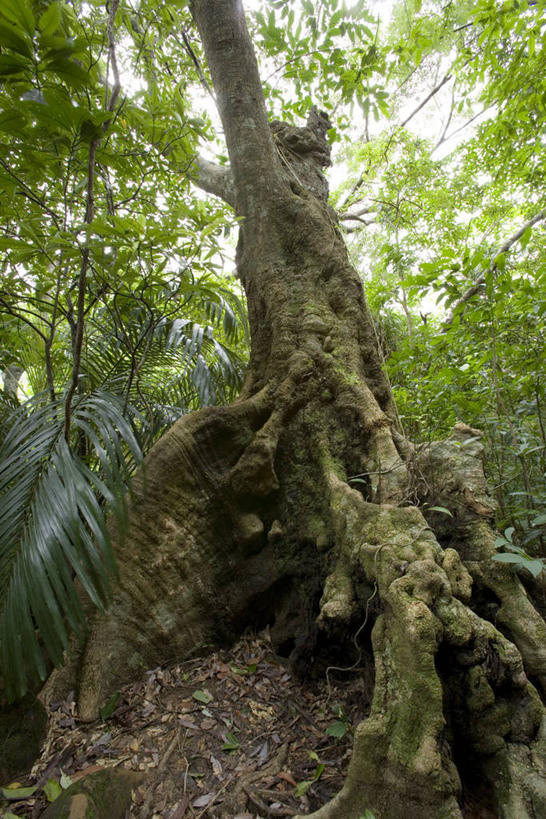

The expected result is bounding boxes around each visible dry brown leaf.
[210,754,223,776]
[167,795,190,818]
[177,718,198,730]
[192,791,215,807]
[278,771,297,787]
[200,718,216,730]
[132,786,146,805]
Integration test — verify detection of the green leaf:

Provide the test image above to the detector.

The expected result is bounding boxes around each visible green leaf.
[504,526,515,543]
[491,553,523,565]
[99,691,121,721]
[325,720,348,738]
[419,262,437,274]
[0,22,32,56]
[43,779,63,803]
[192,689,213,704]
[1,0,36,36]
[0,52,31,74]
[44,56,90,87]
[519,227,532,249]
[492,553,544,578]
[230,663,257,675]
[493,252,506,270]
[1,784,38,799]
[221,731,240,750]
[38,2,62,37]
[426,506,453,517]
[523,560,545,578]
[0,391,142,700]
[295,779,313,797]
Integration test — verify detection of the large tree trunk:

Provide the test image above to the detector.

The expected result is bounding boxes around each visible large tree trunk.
[43,2,546,816]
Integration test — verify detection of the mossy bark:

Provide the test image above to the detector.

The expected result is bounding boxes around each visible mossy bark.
[43,2,546,816]
[39,769,144,819]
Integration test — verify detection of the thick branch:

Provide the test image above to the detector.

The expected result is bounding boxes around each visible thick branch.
[445,207,546,326]
[340,213,376,226]
[192,156,236,207]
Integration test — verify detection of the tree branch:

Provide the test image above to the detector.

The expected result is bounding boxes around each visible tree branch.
[432,103,496,155]
[340,213,376,226]
[399,71,452,130]
[181,28,215,98]
[192,156,236,207]
[341,205,375,218]
[445,207,546,326]
[338,72,454,212]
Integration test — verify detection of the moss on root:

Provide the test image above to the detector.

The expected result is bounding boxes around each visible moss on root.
[40,769,144,819]
[40,362,545,818]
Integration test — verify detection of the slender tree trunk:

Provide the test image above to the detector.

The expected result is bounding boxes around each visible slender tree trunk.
[44,2,546,816]
[2,363,24,402]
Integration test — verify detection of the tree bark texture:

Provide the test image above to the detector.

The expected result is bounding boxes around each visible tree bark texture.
[43,2,546,817]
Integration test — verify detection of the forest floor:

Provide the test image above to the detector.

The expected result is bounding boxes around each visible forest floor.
[9,632,370,818]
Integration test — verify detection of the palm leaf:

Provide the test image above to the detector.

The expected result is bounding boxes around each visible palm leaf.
[0,390,142,700]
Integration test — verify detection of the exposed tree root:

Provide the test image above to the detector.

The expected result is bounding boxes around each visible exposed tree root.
[302,430,546,819]
[221,742,288,815]
[41,400,546,818]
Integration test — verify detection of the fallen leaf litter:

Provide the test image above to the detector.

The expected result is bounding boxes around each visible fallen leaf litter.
[9,631,371,817]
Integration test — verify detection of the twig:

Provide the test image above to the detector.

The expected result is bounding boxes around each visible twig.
[434,81,456,149]
[222,742,288,814]
[181,29,215,99]
[431,103,495,155]
[194,776,234,818]
[444,207,546,326]
[243,784,295,816]
[0,158,61,222]
[140,726,184,817]
[454,22,473,32]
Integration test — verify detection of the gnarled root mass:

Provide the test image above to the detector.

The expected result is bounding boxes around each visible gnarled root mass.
[42,389,546,819]
[309,434,546,819]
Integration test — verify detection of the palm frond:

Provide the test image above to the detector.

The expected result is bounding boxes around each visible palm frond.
[198,285,250,345]
[0,390,142,700]
[161,317,245,403]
